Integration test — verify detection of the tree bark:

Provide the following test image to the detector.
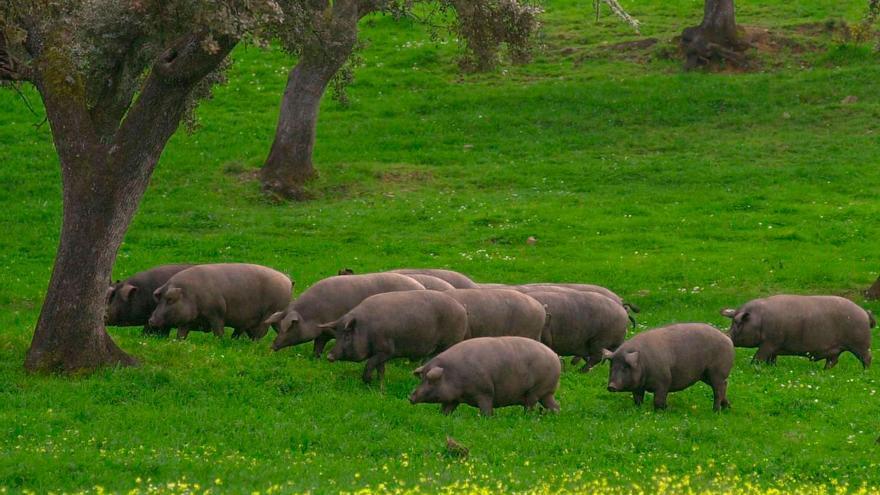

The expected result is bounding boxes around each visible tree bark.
[260,0,362,200]
[24,34,235,373]
[867,276,880,300]
[680,0,747,69]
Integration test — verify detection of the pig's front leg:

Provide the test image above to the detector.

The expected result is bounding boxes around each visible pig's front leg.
[477,396,494,417]
[176,326,191,340]
[313,334,330,358]
[752,342,778,364]
[632,389,645,406]
[361,354,389,384]
[652,387,669,410]
[208,317,225,338]
[441,403,459,415]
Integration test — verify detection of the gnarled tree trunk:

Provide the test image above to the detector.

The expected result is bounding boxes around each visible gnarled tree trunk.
[260,0,362,200]
[680,0,748,69]
[24,34,235,373]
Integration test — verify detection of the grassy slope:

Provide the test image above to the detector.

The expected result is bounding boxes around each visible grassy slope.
[1,0,879,493]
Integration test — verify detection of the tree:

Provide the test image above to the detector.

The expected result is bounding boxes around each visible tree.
[1,0,283,373]
[260,0,542,200]
[680,0,748,69]
[867,277,880,300]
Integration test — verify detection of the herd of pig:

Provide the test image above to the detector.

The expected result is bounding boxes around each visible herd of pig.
[105,263,877,416]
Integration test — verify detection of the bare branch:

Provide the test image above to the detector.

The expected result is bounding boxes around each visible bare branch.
[600,0,640,34]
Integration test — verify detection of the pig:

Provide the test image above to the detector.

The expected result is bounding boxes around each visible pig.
[149,263,292,340]
[721,295,875,369]
[324,291,468,383]
[603,323,734,411]
[400,274,455,291]
[390,269,478,289]
[409,336,562,416]
[105,264,193,335]
[519,283,640,314]
[526,290,629,371]
[443,289,547,341]
[475,283,511,289]
[266,273,426,356]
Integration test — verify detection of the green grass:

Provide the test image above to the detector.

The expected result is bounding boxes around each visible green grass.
[1,0,879,493]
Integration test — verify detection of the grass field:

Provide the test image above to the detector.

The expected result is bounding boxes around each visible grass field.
[1,0,879,493]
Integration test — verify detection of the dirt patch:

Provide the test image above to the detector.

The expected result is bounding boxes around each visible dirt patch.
[586,24,835,73]
[376,168,434,185]
[608,38,660,52]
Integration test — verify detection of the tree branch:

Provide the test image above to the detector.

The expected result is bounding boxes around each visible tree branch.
[110,32,237,179]
[0,34,33,82]
[153,32,237,86]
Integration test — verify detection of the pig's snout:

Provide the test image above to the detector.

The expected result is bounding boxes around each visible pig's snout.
[607,384,620,392]
[408,393,417,404]
[148,316,161,328]
[327,353,337,362]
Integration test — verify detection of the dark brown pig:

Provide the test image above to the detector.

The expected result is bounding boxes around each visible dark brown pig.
[106,264,193,335]
[266,273,425,356]
[390,269,478,289]
[604,323,734,411]
[721,295,874,369]
[409,336,561,416]
[527,290,629,371]
[149,264,292,340]
[324,291,468,383]
[444,289,547,341]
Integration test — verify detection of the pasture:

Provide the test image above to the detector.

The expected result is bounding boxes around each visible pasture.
[1,0,879,493]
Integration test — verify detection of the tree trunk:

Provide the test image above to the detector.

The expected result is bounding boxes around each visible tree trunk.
[25,34,236,373]
[25,163,139,372]
[259,57,342,200]
[260,0,362,200]
[680,0,747,69]
[867,276,880,300]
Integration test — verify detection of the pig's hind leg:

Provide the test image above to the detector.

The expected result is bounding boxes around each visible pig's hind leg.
[850,346,872,369]
[539,393,560,413]
[703,371,730,411]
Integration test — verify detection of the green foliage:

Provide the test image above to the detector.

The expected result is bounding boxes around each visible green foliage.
[0,0,879,493]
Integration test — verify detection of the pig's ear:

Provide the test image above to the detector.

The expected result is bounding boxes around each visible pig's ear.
[106,286,116,301]
[720,308,737,319]
[165,287,183,303]
[344,318,357,332]
[624,351,639,368]
[119,284,138,302]
[426,367,444,382]
[601,349,614,362]
[265,312,285,325]
[734,311,750,324]
[152,288,163,303]
[412,366,424,377]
